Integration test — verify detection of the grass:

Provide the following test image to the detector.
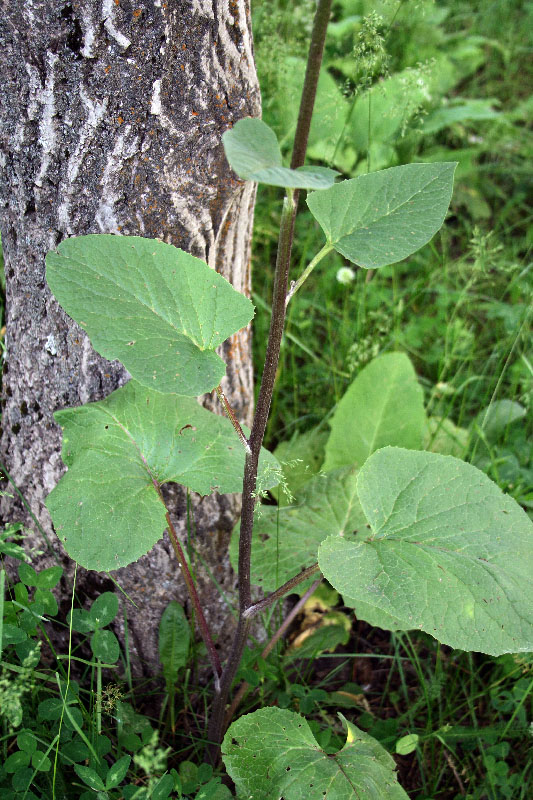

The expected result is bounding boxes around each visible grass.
[1,0,532,798]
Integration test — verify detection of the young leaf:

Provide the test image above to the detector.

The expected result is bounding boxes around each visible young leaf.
[307,162,457,268]
[158,601,190,686]
[105,755,131,790]
[223,117,339,189]
[33,566,63,589]
[46,234,254,396]
[324,352,425,471]
[46,380,279,571]
[74,764,106,791]
[222,707,408,799]
[91,629,120,663]
[319,447,533,655]
[230,467,366,593]
[89,592,119,628]
[150,773,175,800]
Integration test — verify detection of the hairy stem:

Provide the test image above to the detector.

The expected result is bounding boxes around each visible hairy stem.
[243,563,320,619]
[215,385,252,455]
[206,0,333,758]
[286,243,334,306]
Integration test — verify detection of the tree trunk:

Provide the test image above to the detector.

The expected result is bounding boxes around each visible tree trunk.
[0,0,259,672]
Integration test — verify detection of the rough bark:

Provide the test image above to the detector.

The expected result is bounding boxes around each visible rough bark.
[0,0,260,672]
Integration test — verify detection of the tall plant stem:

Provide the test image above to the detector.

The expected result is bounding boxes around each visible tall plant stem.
[225,578,323,727]
[206,0,333,758]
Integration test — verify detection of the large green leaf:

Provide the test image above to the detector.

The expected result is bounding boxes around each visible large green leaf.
[324,353,425,471]
[319,447,533,655]
[46,235,254,396]
[46,381,278,571]
[223,117,339,189]
[230,467,365,594]
[306,162,456,269]
[222,707,408,800]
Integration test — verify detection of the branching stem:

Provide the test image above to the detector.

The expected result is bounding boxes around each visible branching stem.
[243,563,320,619]
[224,578,323,727]
[206,0,333,759]
[286,243,333,306]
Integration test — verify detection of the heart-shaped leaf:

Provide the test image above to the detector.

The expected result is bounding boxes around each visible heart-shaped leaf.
[91,629,120,663]
[230,467,365,594]
[222,707,408,799]
[307,162,457,268]
[89,592,119,628]
[319,447,533,655]
[223,117,339,189]
[46,381,279,571]
[324,352,425,471]
[46,235,254,396]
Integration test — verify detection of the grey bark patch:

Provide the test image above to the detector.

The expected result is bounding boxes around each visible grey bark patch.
[0,0,260,673]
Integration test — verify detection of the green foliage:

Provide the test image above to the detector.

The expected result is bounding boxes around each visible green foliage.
[319,447,533,654]
[46,235,254,396]
[223,117,340,189]
[158,601,190,684]
[222,707,408,799]
[46,380,278,571]
[1,2,531,798]
[323,351,425,470]
[307,162,457,268]
[232,466,365,593]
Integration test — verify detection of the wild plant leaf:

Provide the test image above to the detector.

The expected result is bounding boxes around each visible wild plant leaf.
[46,381,278,572]
[105,756,131,790]
[230,467,365,594]
[343,596,407,632]
[46,234,254,396]
[222,707,408,800]
[89,592,119,628]
[424,416,469,457]
[74,764,106,792]
[267,56,350,168]
[420,98,499,134]
[324,353,425,471]
[307,162,456,268]
[91,629,120,663]
[319,447,533,655]
[348,70,432,169]
[474,399,526,442]
[158,601,190,686]
[223,117,339,189]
